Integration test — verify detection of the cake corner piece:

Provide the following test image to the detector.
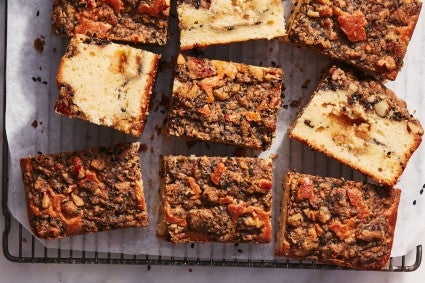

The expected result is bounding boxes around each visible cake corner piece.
[51,0,171,45]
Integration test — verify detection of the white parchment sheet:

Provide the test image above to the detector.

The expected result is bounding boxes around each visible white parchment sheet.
[5,0,425,259]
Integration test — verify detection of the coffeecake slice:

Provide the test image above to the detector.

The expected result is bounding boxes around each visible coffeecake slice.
[286,0,422,80]
[289,65,423,186]
[276,171,400,270]
[52,0,170,45]
[157,156,272,243]
[165,54,283,150]
[55,35,159,137]
[20,143,148,240]
[177,0,286,50]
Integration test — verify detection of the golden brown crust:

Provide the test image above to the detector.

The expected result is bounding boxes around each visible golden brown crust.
[166,54,283,150]
[51,0,170,45]
[20,143,148,240]
[289,65,423,186]
[286,0,423,80]
[275,171,401,270]
[157,155,273,243]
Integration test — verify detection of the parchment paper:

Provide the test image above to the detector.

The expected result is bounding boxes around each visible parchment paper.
[5,0,425,259]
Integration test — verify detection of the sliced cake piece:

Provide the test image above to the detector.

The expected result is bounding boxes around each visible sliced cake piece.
[157,155,273,243]
[276,171,401,270]
[20,143,148,240]
[52,0,170,45]
[286,0,422,80]
[165,54,283,150]
[177,0,286,50]
[55,35,159,137]
[289,65,423,186]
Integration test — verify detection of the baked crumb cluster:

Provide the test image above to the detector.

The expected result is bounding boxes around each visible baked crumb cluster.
[157,156,272,243]
[20,143,148,239]
[276,171,400,270]
[52,0,171,45]
[166,54,283,150]
[287,0,422,80]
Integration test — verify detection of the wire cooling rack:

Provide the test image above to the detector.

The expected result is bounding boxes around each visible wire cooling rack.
[1,0,422,271]
[2,144,422,270]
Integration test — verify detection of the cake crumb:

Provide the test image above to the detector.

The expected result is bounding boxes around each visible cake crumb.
[34,36,45,53]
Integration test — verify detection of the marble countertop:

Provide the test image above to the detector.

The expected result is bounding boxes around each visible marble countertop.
[1,2,424,282]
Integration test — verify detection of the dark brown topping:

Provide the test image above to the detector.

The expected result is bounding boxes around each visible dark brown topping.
[158,156,272,243]
[20,143,148,239]
[287,0,422,80]
[277,171,401,270]
[166,55,283,150]
[52,0,170,45]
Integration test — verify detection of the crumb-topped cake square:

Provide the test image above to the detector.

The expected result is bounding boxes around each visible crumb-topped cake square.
[276,171,400,270]
[157,155,273,243]
[20,143,148,239]
[166,54,283,150]
[52,0,170,45]
[286,0,422,80]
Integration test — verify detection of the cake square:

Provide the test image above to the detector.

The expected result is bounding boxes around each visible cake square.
[157,155,273,243]
[286,0,422,80]
[177,0,286,50]
[289,65,423,186]
[55,35,159,137]
[165,54,283,150]
[20,143,148,240]
[275,171,401,270]
[52,0,170,45]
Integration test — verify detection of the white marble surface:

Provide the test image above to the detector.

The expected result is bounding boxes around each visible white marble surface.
[1,1,424,282]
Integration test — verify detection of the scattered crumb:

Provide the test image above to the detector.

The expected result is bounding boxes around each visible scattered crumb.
[190,243,195,249]
[237,249,243,253]
[188,268,193,272]
[36,10,40,16]
[283,104,288,109]
[150,134,155,141]
[147,265,151,271]
[270,153,277,160]
[53,47,57,53]
[37,151,43,155]
[34,36,45,53]
[22,237,27,243]
[31,120,38,128]
[139,143,148,152]
[301,79,311,89]
[148,179,153,189]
